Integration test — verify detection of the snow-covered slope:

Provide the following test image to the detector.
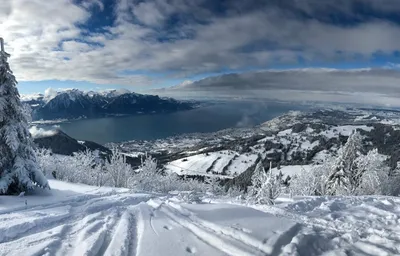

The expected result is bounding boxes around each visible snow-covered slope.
[164,151,258,178]
[1,180,399,255]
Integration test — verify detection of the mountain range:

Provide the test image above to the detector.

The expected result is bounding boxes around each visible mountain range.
[21,89,195,121]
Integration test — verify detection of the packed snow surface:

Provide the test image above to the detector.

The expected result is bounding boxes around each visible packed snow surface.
[1,180,400,255]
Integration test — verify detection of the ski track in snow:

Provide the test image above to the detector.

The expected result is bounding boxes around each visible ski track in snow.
[0,192,152,256]
[1,180,400,256]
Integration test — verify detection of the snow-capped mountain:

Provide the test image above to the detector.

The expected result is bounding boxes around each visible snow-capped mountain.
[21,89,195,120]
[98,88,133,98]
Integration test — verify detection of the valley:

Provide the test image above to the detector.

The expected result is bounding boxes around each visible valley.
[35,108,400,191]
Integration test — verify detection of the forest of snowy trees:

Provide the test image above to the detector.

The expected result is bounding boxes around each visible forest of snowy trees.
[289,131,400,197]
[31,129,400,205]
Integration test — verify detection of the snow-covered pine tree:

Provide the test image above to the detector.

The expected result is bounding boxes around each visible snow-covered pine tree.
[0,38,48,194]
[326,131,363,195]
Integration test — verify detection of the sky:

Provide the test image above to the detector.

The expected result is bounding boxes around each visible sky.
[1,0,400,105]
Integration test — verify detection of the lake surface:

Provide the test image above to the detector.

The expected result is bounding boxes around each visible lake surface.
[41,101,306,144]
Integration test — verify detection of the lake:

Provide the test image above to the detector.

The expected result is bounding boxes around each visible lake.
[40,101,305,144]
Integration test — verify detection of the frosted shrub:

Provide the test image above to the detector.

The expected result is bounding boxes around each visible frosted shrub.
[289,167,319,196]
[312,157,335,196]
[71,150,102,185]
[227,186,245,200]
[177,190,203,203]
[35,148,55,178]
[104,147,132,188]
[35,148,208,193]
[290,157,334,196]
[174,176,208,193]
[130,154,207,193]
[205,176,223,195]
[247,161,281,205]
[34,148,69,180]
[139,153,158,174]
[129,153,159,191]
[355,149,389,195]
[35,148,107,186]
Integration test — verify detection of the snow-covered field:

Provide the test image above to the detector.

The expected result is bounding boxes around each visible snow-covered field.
[1,180,399,256]
[165,151,258,178]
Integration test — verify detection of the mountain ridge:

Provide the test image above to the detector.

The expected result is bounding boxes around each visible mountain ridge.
[22,89,195,120]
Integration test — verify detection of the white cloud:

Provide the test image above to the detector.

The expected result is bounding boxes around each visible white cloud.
[44,87,58,101]
[132,2,165,26]
[81,0,104,11]
[173,80,193,88]
[29,126,57,138]
[1,0,400,92]
[154,68,400,107]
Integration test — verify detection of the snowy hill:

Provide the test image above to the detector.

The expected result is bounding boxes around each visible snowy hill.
[21,89,195,120]
[1,179,399,255]
[33,129,111,156]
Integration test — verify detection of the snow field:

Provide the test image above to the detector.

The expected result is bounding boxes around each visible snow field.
[165,151,258,177]
[319,125,374,139]
[1,180,400,255]
[225,154,258,176]
[165,153,221,176]
[281,196,400,255]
